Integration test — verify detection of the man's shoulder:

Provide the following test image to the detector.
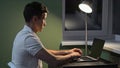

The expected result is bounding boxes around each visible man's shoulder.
[15,30,34,40]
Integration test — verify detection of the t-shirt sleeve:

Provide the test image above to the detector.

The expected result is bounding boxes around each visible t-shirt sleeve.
[24,35,43,56]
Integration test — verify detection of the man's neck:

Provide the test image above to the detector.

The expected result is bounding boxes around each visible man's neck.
[26,23,37,33]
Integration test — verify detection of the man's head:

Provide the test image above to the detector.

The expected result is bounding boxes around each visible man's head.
[23,2,48,32]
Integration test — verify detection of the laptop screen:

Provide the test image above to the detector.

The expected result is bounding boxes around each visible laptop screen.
[89,38,105,59]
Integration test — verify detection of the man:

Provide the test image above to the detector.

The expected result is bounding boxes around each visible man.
[11,2,82,68]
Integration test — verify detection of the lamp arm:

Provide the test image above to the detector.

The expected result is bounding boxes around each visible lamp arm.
[85,13,88,56]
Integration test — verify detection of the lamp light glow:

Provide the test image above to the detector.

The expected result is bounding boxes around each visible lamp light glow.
[79,0,92,13]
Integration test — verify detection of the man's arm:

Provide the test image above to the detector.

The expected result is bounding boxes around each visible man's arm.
[35,48,81,67]
[47,49,71,55]
[48,48,82,56]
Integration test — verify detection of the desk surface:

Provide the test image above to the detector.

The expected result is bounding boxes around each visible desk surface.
[61,59,118,68]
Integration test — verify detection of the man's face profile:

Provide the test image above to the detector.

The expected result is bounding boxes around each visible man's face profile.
[33,13,47,32]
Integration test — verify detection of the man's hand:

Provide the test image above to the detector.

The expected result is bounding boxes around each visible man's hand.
[69,48,82,55]
[70,51,81,58]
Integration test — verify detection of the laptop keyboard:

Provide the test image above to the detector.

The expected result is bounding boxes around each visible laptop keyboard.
[76,56,98,62]
[78,57,93,61]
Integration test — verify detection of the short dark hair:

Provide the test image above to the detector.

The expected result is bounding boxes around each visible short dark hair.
[23,2,48,23]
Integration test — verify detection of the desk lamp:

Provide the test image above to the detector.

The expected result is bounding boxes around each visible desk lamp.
[78,0,92,56]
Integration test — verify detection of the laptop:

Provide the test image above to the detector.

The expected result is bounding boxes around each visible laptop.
[74,38,105,62]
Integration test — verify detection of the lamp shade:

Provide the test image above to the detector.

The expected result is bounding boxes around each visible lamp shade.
[79,1,92,13]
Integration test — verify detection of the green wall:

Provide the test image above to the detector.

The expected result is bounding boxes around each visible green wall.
[0,0,62,68]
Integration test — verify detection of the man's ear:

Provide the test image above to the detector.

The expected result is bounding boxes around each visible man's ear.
[32,16,39,23]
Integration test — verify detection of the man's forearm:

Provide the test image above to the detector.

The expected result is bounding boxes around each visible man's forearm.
[48,49,71,55]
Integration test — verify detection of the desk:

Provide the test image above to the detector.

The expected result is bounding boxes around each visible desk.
[61,59,118,68]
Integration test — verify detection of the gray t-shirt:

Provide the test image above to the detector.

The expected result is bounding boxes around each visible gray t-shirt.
[12,25,43,68]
